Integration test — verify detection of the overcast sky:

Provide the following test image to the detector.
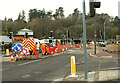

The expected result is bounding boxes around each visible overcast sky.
[0,0,119,21]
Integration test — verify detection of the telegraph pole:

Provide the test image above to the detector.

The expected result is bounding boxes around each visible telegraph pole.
[83,0,87,79]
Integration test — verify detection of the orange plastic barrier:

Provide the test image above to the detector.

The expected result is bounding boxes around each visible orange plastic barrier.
[49,47,56,54]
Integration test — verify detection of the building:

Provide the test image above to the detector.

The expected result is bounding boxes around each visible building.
[14,28,33,42]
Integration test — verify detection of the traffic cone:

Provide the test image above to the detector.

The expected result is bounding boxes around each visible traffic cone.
[10,53,15,62]
[25,54,27,58]
[28,52,30,56]
[66,47,68,51]
[15,52,19,61]
[36,51,39,58]
[80,46,82,50]
[62,48,64,53]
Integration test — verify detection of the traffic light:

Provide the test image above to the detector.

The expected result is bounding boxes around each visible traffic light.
[89,0,101,17]
[49,31,53,38]
[2,41,4,44]
[9,32,12,39]
[25,32,28,38]
[68,31,71,38]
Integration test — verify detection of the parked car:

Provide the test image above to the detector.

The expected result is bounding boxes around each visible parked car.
[116,41,120,45]
[98,42,106,47]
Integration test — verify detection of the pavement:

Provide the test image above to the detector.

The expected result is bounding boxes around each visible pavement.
[90,51,120,59]
[63,69,120,82]
[62,46,120,82]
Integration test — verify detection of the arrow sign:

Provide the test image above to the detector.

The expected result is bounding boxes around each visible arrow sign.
[11,45,15,50]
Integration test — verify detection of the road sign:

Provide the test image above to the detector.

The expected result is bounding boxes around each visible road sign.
[15,44,22,51]
[11,45,15,50]
[11,44,22,51]
[22,47,29,54]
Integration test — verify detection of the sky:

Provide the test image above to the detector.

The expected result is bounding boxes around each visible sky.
[0,0,119,21]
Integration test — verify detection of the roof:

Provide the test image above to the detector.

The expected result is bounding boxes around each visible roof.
[0,36,12,43]
[18,28,33,32]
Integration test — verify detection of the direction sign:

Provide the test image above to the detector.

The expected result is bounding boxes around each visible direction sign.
[11,45,15,50]
[11,44,22,51]
[15,44,22,51]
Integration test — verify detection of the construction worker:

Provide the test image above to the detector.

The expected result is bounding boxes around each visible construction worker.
[41,42,49,55]
[57,41,61,53]
[32,42,37,55]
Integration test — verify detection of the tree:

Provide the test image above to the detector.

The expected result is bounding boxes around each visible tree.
[5,25,9,35]
[21,10,25,21]
[4,16,7,21]
[17,13,22,21]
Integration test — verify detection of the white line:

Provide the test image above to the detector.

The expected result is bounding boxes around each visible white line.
[52,78,63,83]
[21,74,31,78]
[2,68,10,71]
[18,59,41,66]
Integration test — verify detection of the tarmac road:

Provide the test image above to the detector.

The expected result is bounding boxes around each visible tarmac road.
[2,47,119,82]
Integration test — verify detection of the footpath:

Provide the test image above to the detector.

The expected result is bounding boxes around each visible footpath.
[62,47,120,82]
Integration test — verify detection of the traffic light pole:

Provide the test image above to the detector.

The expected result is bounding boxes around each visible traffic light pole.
[67,30,68,45]
[94,8,97,54]
[83,0,87,79]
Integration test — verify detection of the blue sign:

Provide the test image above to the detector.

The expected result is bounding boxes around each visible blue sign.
[11,45,15,50]
[11,44,22,51]
[15,44,22,51]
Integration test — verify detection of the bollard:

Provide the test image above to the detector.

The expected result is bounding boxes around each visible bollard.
[69,56,78,77]
[6,49,10,56]
[10,53,15,62]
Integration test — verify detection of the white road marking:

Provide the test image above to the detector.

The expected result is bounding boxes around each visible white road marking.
[18,59,41,66]
[52,78,63,83]
[2,68,10,71]
[21,74,31,78]
[35,71,42,74]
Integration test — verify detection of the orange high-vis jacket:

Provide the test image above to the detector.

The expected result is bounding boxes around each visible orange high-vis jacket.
[41,43,49,55]
[32,43,37,55]
[57,42,61,53]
